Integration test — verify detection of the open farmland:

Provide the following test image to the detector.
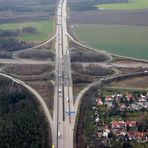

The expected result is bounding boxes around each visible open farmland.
[0,0,56,42]
[73,24,148,60]
[70,10,148,26]
[70,10,148,60]
[0,20,55,42]
[96,0,148,10]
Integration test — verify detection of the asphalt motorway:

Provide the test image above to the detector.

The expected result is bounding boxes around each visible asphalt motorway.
[53,0,75,147]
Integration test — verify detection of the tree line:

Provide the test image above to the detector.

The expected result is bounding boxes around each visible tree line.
[0,38,33,52]
[71,51,108,62]
[69,0,129,11]
[0,27,37,37]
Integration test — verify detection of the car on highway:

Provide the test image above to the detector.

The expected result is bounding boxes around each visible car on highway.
[59,92,62,97]
[100,78,105,81]
[59,73,61,77]
[65,75,68,79]
[58,132,61,138]
[66,97,69,102]
[66,109,69,114]
[58,88,61,93]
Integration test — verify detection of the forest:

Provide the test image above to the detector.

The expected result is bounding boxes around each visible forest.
[0,76,51,148]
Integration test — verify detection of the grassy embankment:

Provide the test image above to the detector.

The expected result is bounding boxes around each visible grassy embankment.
[0,20,55,42]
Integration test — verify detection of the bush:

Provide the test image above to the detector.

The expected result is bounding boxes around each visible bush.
[0,38,33,51]
[72,63,114,76]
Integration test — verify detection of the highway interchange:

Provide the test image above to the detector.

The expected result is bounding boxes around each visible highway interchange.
[0,0,148,148]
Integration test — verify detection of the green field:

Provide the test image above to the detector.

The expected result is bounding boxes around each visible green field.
[0,20,55,42]
[74,24,148,60]
[96,0,148,10]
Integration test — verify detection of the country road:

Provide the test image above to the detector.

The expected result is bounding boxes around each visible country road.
[0,58,53,65]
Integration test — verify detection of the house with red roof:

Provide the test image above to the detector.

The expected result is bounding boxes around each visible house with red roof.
[97,98,103,105]
[126,94,134,101]
[126,121,136,127]
[106,96,112,101]
[111,121,136,129]
[128,132,148,140]
[111,121,125,129]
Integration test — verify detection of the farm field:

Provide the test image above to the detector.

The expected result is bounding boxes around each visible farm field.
[0,0,56,23]
[70,10,148,26]
[0,20,55,42]
[74,24,148,60]
[70,9,148,60]
[96,0,148,10]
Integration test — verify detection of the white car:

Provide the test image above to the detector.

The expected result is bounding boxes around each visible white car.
[100,78,105,81]
[58,132,61,138]
[59,92,62,97]
[66,97,69,102]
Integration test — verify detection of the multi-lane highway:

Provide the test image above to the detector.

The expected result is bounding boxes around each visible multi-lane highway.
[53,0,75,147]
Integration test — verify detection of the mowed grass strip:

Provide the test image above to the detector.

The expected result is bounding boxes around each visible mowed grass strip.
[0,20,55,42]
[96,0,148,10]
[74,24,148,60]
